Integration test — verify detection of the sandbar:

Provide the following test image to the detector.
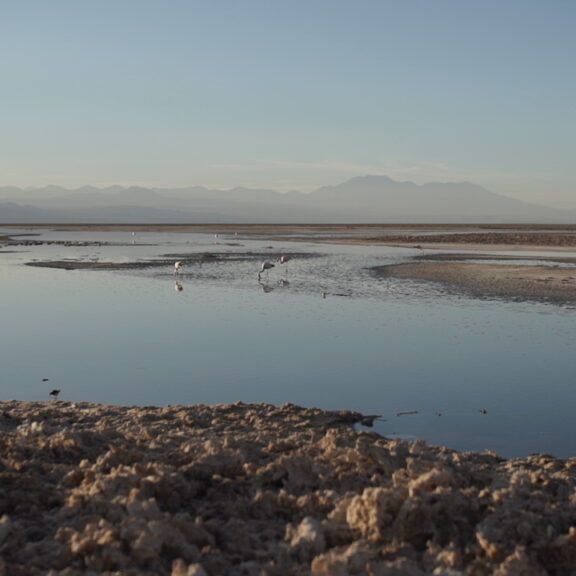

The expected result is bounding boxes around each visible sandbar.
[377,261,576,303]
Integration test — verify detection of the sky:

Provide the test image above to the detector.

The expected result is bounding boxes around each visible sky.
[1,0,575,207]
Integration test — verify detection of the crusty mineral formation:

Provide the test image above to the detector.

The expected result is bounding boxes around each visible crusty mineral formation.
[0,401,574,575]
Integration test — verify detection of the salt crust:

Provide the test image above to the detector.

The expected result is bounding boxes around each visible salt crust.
[0,401,575,575]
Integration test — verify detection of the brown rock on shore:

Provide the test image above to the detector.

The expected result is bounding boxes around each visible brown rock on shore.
[0,401,575,575]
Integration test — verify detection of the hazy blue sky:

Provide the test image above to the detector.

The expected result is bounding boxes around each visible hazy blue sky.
[1,1,574,206]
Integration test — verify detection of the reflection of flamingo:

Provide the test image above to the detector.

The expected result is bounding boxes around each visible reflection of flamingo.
[258,261,274,281]
[174,261,183,275]
[174,281,183,292]
[259,282,274,293]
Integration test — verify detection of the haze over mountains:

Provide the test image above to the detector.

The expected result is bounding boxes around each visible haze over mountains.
[0,176,572,224]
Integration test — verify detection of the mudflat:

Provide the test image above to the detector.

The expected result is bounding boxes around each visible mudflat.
[377,261,576,302]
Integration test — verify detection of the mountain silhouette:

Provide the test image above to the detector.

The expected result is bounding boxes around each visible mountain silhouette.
[0,176,571,223]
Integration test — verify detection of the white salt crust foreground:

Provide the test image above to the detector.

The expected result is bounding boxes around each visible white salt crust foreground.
[0,401,575,575]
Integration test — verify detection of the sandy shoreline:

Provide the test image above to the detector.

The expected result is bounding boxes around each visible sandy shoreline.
[1,400,575,575]
[376,261,576,303]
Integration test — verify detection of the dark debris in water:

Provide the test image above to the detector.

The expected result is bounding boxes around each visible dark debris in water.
[162,250,321,262]
[25,260,168,270]
[25,251,322,270]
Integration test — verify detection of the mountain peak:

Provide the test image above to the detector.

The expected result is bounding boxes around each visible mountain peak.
[342,174,395,186]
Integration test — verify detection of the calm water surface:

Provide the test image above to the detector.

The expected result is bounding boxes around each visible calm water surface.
[1,228,575,458]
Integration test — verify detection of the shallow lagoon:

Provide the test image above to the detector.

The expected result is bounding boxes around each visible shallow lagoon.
[2,227,576,458]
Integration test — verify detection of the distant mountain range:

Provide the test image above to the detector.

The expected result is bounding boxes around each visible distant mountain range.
[0,175,572,223]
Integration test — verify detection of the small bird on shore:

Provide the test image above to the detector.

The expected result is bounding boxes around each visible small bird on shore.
[174,261,183,275]
[49,389,60,400]
[258,261,274,281]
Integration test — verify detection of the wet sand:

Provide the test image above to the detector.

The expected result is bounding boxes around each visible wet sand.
[2,400,575,576]
[377,261,576,303]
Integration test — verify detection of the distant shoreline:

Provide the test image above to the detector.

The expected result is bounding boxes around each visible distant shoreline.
[3,222,576,231]
[2,222,576,246]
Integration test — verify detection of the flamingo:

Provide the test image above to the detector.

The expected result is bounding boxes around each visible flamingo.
[174,261,183,275]
[258,261,274,281]
[276,255,291,276]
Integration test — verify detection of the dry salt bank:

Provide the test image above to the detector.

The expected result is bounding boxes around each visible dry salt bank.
[0,401,575,575]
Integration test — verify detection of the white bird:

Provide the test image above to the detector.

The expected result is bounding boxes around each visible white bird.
[258,261,274,281]
[174,261,183,275]
[276,255,291,275]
